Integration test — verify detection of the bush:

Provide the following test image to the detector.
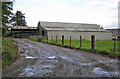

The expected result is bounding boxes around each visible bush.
[38,38,44,42]
[2,26,7,36]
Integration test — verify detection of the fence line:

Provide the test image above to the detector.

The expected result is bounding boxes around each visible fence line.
[114,38,116,53]
[29,35,118,54]
[70,36,71,47]
[80,36,82,48]
[91,35,95,49]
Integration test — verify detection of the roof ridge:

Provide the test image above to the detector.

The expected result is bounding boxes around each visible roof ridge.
[39,21,97,25]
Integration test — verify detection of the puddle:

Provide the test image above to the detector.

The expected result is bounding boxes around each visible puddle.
[60,56,118,67]
[46,56,58,62]
[77,62,92,66]
[20,65,54,77]
[93,67,118,77]
[60,56,74,62]
[20,66,38,77]
[24,67,32,72]
[25,56,38,59]
[46,60,58,63]
[26,72,34,77]
[28,45,35,48]
[99,60,118,64]
[42,65,55,69]
[60,56,92,66]
[47,56,56,59]
[21,51,38,59]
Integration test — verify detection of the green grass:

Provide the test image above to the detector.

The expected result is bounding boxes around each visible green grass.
[29,38,120,57]
[56,40,119,56]
[29,38,39,42]
[2,38,18,67]
[95,40,119,54]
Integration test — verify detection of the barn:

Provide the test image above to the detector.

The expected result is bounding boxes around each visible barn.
[37,21,112,40]
[106,29,120,38]
[11,26,38,38]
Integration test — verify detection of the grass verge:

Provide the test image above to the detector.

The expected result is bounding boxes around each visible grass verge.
[2,38,18,68]
[29,38,120,58]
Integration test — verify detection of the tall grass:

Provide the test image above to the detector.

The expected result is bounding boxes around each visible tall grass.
[2,38,18,67]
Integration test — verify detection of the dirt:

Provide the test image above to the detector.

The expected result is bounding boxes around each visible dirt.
[2,38,119,77]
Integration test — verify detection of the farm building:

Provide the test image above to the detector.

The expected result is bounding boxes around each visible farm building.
[106,29,120,38]
[11,26,38,37]
[37,21,112,40]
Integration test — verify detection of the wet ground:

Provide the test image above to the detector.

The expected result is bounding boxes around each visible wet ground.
[2,38,119,77]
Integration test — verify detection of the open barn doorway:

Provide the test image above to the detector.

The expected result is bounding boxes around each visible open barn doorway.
[42,31,45,36]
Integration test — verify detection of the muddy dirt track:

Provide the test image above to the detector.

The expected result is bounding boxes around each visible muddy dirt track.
[2,39,119,77]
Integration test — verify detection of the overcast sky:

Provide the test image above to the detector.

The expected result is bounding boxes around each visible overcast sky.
[13,0,119,29]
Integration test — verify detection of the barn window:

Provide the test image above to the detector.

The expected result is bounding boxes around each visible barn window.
[42,31,45,36]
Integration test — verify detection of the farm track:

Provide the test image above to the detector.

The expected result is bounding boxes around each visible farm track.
[2,38,119,77]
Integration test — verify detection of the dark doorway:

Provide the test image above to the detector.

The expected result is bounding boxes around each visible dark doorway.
[42,31,45,36]
[91,35,95,49]
[62,35,64,45]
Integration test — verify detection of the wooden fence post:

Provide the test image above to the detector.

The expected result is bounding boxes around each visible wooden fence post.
[114,38,116,53]
[80,36,82,48]
[47,36,48,43]
[56,35,57,44]
[91,35,95,49]
[62,35,64,45]
[70,36,71,47]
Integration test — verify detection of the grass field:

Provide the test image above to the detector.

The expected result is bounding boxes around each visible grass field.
[29,38,120,57]
[2,38,18,67]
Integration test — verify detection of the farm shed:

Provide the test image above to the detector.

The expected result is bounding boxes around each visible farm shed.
[106,29,120,37]
[37,21,112,40]
[11,26,38,37]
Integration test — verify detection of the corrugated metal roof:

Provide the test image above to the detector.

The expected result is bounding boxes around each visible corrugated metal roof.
[39,21,111,32]
[44,28,108,32]
[39,21,100,29]
[11,26,37,29]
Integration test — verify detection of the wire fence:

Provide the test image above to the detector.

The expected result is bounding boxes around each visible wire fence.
[11,33,120,56]
[28,35,120,56]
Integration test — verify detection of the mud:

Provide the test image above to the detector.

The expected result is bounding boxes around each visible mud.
[2,38,119,77]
